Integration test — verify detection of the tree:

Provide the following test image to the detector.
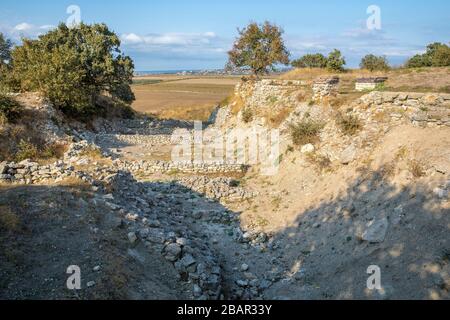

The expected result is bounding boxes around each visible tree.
[291,53,327,68]
[360,54,390,71]
[227,21,290,76]
[12,23,135,117]
[405,42,450,68]
[0,33,12,65]
[326,49,346,72]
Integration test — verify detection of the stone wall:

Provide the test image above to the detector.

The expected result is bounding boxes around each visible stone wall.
[352,91,450,127]
[312,77,340,101]
[234,79,308,109]
[113,159,248,175]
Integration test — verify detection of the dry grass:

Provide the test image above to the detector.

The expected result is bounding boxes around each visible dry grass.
[131,76,239,121]
[306,152,333,173]
[336,113,363,136]
[289,119,325,146]
[280,67,450,93]
[408,159,426,178]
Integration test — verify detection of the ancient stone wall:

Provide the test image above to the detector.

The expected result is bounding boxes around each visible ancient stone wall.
[352,91,450,127]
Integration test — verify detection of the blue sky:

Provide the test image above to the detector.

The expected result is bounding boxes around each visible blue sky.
[1,0,449,70]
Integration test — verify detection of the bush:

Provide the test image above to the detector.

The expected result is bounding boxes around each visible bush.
[336,113,362,135]
[0,33,12,65]
[15,140,39,161]
[289,119,324,146]
[11,23,135,119]
[227,21,290,76]
[326,49,346,72]
[0,94,22,123]
[406,42,450,68]
[291,53,327,68]
[241,108,254,123]
[360,54,390,71]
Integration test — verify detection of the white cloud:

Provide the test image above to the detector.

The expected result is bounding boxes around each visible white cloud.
[2,22,56,40]
[14,23,34,31]
[121,32,218,47]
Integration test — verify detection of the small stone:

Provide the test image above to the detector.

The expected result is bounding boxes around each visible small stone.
[362,218,389,243]
[127,232,138,244]
[86,281,96,288]
[93,266,101,272]
[301,144,315,154]
[164,243,182,262]
[433,188,448,199]
[181,254,196,267]
[236,280,248,287]
[340,145,357,165]
[193,284,202,297]
[176,238,188,246]
[240,263,249,272]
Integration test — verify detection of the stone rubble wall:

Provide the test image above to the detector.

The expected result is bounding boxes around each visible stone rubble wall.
[113,159,248,175]
[352,91,450,127]
[234,79,308,109]
[312,77,340,101]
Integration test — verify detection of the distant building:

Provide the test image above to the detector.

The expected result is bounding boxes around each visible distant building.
[355,77,388,91]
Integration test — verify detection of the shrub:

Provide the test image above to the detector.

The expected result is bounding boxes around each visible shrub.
[360,54,390,71]
[226,21,290,76]
[289,119,324,146]
[326,49,346,72]
[0,94,22,123]
[241,108,254,123]
[306,152,332,172]
[0,33,12,65]
[336,113,362,135]
[15,140,39,161]
[291,53,327,68]
[11,23,135,119]
[405,42,450,68]
[408,159,425,178]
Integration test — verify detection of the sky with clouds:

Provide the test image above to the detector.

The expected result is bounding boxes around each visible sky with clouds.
[1,0,449,71]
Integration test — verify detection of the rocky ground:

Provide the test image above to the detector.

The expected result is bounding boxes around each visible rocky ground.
[1,84,449,300]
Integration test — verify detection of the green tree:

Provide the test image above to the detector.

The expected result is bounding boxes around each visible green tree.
[405,42,450,68]
[227,21,290,76]
[360,54,390,71]
[326,49,346,72]
[291,53,327,68]
[0,33,12,65]
[12,23,135,117]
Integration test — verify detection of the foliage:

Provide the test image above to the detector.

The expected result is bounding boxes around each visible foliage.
[360,54,390,71]
[289,119,324,146]
[336,113,362,135]
[406,42,450,68]
[11,23,135,118]
[326,49,346,72]
[0,33,12,65]
[0,93,22,123]
[241,108,254,123]
[291,53,327,68]
[227,21,290,76]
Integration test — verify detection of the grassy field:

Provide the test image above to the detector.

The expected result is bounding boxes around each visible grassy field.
[131,75,240,121]
[280,67,450,93]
